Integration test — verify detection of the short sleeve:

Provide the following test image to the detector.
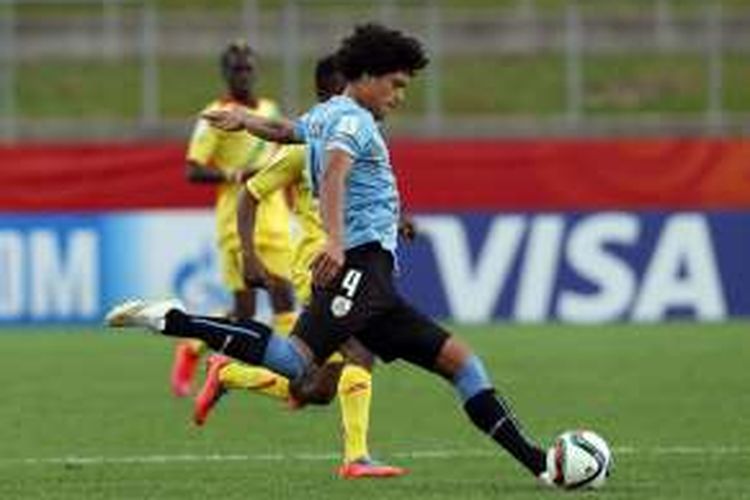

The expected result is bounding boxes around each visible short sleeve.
[293,113,310,143]
[326,113,364,158]
[246,145,305,201]
[186,116,221,165]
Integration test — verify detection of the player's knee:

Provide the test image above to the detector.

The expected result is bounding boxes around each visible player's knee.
[289,361,345,406]
[434,336,474,379]
[339,338,375,371]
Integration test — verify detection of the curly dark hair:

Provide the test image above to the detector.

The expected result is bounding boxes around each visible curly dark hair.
[314,53,346,102]
[335,23,429,81]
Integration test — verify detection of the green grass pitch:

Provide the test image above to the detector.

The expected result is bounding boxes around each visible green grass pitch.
[0,323,748,499]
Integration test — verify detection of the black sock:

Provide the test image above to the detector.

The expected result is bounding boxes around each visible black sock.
[163,310,272,365]
[463,389,546,475]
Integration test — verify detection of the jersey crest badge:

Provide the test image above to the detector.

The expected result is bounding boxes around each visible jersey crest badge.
[330,295,353,318]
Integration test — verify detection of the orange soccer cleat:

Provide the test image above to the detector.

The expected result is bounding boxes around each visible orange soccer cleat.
[170,341,201,397]
[193,354,231,426]
[337,457,409,479]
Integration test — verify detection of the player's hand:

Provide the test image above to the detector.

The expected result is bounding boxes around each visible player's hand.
[242,252,269,289]
[202,107,247,132]
[398,216,418,243]
[229,169,256,184]
[310,241,344,287]
[243,253,288,290]
[238,168,257,183]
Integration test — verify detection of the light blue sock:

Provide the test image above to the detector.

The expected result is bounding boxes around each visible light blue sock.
[453,355,493,402]
[261,335,306,380]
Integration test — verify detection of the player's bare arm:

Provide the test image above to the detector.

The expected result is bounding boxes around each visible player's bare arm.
[186,158,257,184]
[236,187,273,288]
[311,148,351,287]
[185,159,236,184]
[202,107,302,144]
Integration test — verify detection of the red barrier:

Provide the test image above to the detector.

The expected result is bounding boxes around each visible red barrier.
[2,139,749,211]
[393,138,750,210]
[0,143,213,211]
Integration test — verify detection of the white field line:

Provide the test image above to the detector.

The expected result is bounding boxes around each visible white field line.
[2,446,750,467]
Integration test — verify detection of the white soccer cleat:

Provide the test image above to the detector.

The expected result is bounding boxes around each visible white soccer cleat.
[105,298,184,333]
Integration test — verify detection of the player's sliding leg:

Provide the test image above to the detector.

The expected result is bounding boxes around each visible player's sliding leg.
[208,309,298,411]
[193,354,290,425]
[193,356,340,426]
[193,309,298,425]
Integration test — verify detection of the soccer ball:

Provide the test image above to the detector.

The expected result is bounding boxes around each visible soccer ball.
[546,430,612,489]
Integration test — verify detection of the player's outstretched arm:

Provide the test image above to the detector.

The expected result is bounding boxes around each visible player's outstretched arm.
[186,159,241,184]
[202,107,302,144]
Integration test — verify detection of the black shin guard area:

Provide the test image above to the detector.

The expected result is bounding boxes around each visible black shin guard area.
[163,310,272,365]
[463,389,501,432]
[163,310,190,338]
[464,389,546,475]
[219,329,271,365]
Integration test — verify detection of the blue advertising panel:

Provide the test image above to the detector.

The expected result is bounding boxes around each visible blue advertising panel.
[398,212,750,323]
[1,210,748,325]
[0,210,228,325]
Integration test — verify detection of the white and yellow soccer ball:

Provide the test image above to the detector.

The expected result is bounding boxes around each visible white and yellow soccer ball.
[546,430,613,489]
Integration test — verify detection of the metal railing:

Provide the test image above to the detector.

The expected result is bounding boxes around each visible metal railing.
[1,0,749,140]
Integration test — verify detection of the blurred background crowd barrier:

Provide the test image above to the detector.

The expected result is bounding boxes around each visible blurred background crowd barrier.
[2,0,750,141]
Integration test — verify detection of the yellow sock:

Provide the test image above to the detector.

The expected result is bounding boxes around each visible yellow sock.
[338,365,372,463]
[219,362,290,400]
[273,311,297,335]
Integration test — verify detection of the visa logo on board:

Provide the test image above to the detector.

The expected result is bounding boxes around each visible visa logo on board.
[410,213,727,323]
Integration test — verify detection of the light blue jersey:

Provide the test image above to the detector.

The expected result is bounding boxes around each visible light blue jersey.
[295,95,400,253]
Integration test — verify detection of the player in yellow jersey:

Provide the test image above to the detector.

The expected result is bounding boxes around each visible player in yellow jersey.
[192,55,408,479]
[171,40,297,397]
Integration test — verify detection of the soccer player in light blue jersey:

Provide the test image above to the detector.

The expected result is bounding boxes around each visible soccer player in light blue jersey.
[107,24,556,487]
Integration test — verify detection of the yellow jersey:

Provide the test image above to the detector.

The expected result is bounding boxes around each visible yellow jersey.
[187,97,287,249]
[246,145,326,303]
